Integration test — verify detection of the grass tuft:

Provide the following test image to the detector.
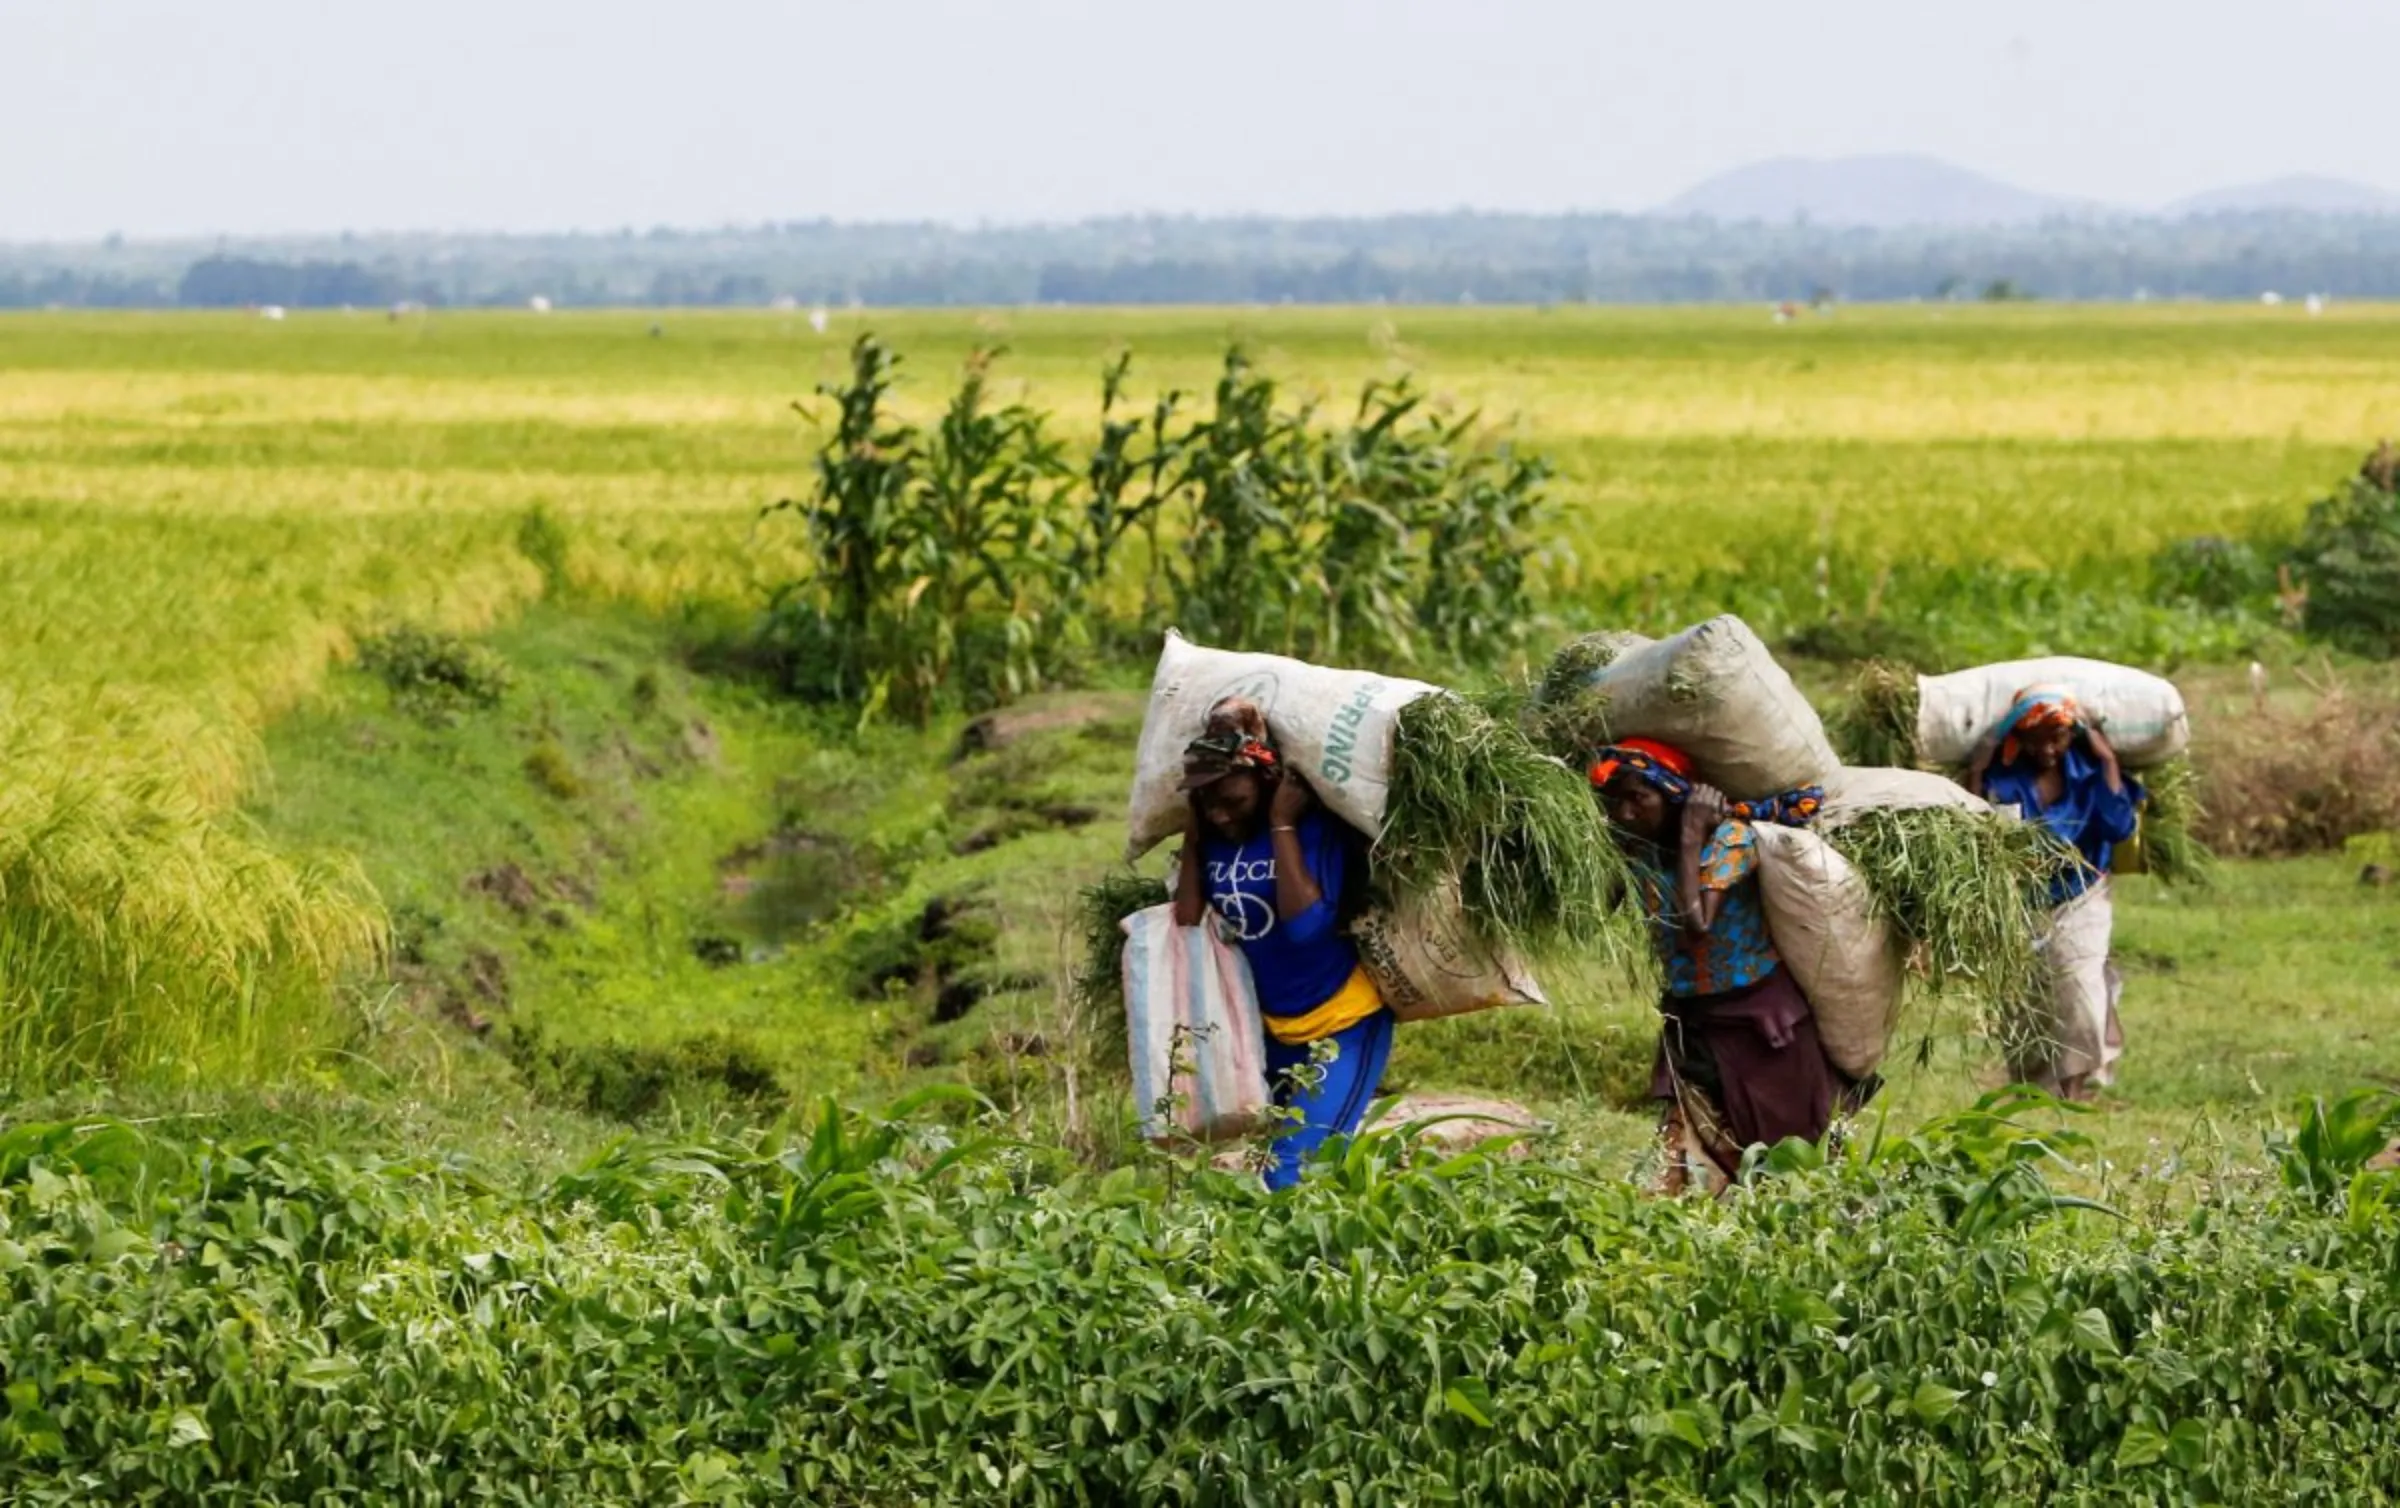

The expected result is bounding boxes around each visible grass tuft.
[1827,660,1923,769]
[358,625,515,725]
[1072,871,1169,1070]
[2129,758,2210,887]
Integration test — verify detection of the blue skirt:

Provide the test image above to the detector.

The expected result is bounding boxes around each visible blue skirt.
[1260,1009,1397,1191]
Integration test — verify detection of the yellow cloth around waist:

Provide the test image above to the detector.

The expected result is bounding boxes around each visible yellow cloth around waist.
[1262,966,1384,1045]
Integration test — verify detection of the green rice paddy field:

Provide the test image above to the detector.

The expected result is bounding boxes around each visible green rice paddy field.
[3,303,2397,1163]
[6,305,2400,1502]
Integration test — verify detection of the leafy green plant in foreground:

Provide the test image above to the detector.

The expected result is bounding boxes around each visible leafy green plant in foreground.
[2270,1086,2400,1210]
[4,1093,2399,1503]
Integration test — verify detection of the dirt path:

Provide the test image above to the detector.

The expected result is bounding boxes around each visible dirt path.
[1209,1095,1543,1174]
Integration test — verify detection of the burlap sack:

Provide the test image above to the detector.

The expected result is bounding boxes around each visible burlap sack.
[1751,823,1903,1080]
[1557,616,1839,799]
[1349,880,1548,1023]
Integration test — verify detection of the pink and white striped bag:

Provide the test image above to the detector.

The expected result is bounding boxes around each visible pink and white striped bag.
[1120,904,1272,1143]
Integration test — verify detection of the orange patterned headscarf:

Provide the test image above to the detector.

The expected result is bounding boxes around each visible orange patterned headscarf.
[1589,738,1695,799]
[1997,687,2082,767]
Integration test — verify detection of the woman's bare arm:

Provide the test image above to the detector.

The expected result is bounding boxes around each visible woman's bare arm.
[1676,785,1728,938]
[1172,803,1207,927]
[1268,772,1324,921]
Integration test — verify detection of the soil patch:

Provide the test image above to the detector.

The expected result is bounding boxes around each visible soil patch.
[395,944,512,1036]
[1207,1095,1542,1173]
[954,692,1141,761]
[465,862,545,917]
[679,718,721,767]
[1368,1094,1544,1157]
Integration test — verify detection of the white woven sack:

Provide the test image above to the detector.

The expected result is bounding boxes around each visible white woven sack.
[1124,632,1437,861]
[1819,766,1994,831]
[1915,658,2189,769]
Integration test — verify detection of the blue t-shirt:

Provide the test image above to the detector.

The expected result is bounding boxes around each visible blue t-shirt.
[1201,810,1361,1018]
[1984,746,2144,905]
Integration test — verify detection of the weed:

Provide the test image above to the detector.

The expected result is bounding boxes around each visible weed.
[2268,1086,2400,1208]
[357,625,514,724]
[515,504,573,597]
[2196,681,2400,856]
[521,738,584,800]
[502,1022,786,1121]
[2289,446,2400,654]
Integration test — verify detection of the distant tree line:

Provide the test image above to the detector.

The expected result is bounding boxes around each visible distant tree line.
[0,269,176,308]
[6,212,2400,308]
[174,256,430,308]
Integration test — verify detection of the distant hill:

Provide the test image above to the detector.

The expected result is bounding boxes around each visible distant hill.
[2165,175,2400,217]
[1654,154,2096,227]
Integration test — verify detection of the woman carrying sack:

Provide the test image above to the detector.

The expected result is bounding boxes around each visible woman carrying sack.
[1592,739,1864,1195]
[1172,700,1393,1190]
[1966,688,2145,1103]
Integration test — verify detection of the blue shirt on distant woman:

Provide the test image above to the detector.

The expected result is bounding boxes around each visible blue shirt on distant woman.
[1983,744,2143,904]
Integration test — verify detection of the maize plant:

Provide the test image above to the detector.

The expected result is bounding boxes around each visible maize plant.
[767,337,1556,723]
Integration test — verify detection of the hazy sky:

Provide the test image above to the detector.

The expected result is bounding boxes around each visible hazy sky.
[7,0,2394,241]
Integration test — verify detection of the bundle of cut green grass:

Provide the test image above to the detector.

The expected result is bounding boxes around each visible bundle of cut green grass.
[1824,806,2075,1054]
[2121,756,2211,887]
[1825,659,1920,771]
[1378,692,1629,959]
[1826,661,2208,888]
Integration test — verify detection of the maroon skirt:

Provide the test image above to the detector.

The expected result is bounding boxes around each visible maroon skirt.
[1649,966,1840,1168]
